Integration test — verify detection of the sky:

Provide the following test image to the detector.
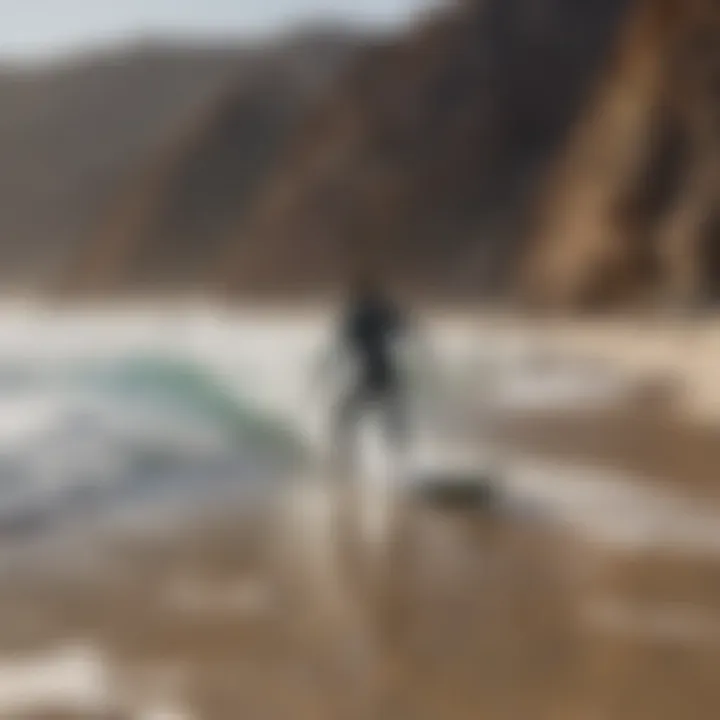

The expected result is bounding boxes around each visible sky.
[0,0,433,58]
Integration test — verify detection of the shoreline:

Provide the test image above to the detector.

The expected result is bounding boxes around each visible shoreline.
[492,404,720,503]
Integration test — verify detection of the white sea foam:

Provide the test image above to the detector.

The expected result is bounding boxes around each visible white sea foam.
[0,643,113,715]
[0,305,706,552]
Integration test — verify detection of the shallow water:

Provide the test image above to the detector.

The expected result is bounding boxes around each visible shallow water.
[0,305,712,548]
[0,307,719,718]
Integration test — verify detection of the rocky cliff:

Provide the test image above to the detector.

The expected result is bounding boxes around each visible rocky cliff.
[521,0,720,311]
[221,0,629,298]
[58,0,628,299]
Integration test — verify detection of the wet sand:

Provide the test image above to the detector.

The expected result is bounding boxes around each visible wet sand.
[0,465,720,719]
[493,406,720,503]
[0,307,719,718]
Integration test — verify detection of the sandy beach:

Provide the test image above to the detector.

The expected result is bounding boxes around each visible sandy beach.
[2,461,720,719]
[0,309,718,718]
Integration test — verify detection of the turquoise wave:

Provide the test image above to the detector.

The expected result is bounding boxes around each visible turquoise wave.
[67,354,307,463]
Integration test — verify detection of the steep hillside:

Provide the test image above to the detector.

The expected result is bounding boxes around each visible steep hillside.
[218,0,629,298]
[57,30,362,295]
[521,0,720,311]
[0,43,251,288]
[55,0,629,299]
[15,0,716,307]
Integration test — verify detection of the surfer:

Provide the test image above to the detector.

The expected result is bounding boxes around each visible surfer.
[323,273,412,472]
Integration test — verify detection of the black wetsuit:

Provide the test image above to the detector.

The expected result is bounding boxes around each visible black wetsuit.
[333,293,407,459]
[344,294,403,394]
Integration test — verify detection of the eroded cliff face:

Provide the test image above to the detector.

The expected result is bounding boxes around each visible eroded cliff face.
[521,0,720,312]
[58,1,698,303]
[217,0,628,299]
[23,2,719,306]
[55,1,632,300]
[0,44,252,289]
[53,31,361,297]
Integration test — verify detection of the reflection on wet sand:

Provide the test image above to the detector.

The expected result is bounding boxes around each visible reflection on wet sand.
[1,312,719,717]
[0,466,718,720]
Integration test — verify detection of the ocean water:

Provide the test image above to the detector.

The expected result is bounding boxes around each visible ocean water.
[0,305,325,539]
[2,303,708,554]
